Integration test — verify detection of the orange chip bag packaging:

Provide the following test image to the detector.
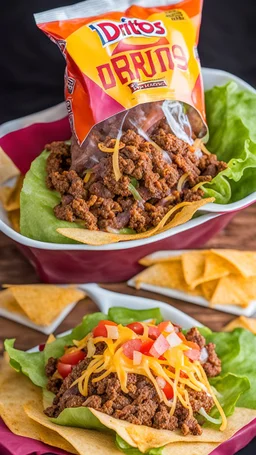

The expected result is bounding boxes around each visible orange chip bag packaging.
[35,0,206,178]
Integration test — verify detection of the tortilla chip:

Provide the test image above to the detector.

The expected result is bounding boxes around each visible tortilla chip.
[24,403,122,455]
[181,251,205,289]
[224,316,256,334]
[201,280,219,301]
[139,254,181,267]
[213,249,256,278]
[0,362,77,454]
[2,285,85,326]
[8,209,20,232]
[57,198,214,245]
[0,147,20,184]
[91,408,256,453]
[210,276,250,307]
[0,288,25,315]
[0,175,24,211]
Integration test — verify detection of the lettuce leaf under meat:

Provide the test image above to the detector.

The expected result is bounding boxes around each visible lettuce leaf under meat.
[203,82,256,203]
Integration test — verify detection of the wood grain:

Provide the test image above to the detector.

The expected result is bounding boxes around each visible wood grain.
[0,203,256,354]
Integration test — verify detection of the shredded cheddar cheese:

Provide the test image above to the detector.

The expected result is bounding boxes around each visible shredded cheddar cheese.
[70,323,227,431]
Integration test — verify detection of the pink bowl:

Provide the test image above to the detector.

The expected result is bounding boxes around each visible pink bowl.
[0,69,256,283]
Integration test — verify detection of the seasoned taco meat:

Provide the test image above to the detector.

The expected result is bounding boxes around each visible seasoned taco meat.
[45,115,226,233]
[44,328,221,436]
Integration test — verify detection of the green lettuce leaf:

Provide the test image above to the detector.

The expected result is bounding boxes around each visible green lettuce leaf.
[210,373,250,419]
[203,82,256,203]
[205,328,256,409]
[5,312,107,386]
[4,339,47,388]
[51,407,107,431]
[108,307,163,325]
[20,150,81,243]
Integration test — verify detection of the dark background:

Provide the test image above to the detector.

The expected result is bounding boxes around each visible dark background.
[0,1,255,453]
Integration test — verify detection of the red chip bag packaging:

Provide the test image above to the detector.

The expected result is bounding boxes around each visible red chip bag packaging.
[31,0,227,243]
[35,0,207,178]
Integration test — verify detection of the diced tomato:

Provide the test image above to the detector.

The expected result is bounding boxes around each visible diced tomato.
[39,343,45,352]
[140,340,154,356]
[148,326,160,340]
[60,349,86,365]
[57,362,72,378]
[163,382,174,400]
[158,321,173,333]
[123,339,142,359]
[127,322,144,335]
[184,349,201,361]
[149,334,170,358]
[93,320,117,338]
[177,332,186,341]
[185,341,200,350]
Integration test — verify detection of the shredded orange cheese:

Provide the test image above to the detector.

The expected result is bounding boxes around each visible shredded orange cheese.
[98,139,122,181]
[177,173,188,192]
[70,323,227,431]
[193,138,211,155]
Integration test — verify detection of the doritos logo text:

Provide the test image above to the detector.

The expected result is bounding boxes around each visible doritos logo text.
[88,17,167,47]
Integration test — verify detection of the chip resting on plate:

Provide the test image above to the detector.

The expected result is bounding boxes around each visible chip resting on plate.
[0,285,85,326]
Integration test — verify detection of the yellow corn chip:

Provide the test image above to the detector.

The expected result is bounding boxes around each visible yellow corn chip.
[134,262,201,295]
[8,209,20,232]
[24,403,122,455]
[0,147,20,184]
[1,175,24,211]
[91,407,256,454]
[182,251,205,289]
[224,316,256,334]
[0,364,77,454]
[212,249,256,278]
[139,254,181,267]
[0,288,25,315]
[2,285,85,326]
[201,280,219,301]
[210,275,250,307]
[57,198,214,245]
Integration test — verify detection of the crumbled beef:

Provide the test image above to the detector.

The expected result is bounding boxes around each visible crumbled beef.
[185,328,221,378]
[204,343,222,377]
[186,327,206,349]
[46,120,226,233]
[47,378,63,395]
[45,357,58,377]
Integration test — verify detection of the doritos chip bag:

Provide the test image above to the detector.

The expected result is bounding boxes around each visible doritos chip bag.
[19,0,227,245]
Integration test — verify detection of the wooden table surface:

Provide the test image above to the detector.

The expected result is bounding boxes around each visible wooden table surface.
[1,203,256,355]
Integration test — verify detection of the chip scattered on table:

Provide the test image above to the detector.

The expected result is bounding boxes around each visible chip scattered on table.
[0,285,86,326]
[224,316,256,334]
[137,249,256,308]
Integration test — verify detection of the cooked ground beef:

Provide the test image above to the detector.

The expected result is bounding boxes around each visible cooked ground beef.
[44,329,221,435]
[46,115,227,233]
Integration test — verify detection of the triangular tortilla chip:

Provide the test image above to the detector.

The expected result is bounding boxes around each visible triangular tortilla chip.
[24,403,121,455]
[210,276,250,307]
[0,288,25,315]
[0,361,77,454]
[181,251,206,289]
[224,316,256,334]
[57,198,214,245]
[90,408,256,453]
[201,279,219,301]
[0,147,20,184]
[212,250,256,278]
[134,262,201,295]
[139,253,181,267]
[3,285,85,326]
[0,175,24,211]
[8,208,20,232]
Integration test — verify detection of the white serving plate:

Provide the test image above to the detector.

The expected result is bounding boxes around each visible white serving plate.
[128,250,256,317]
[0,68,256,251]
